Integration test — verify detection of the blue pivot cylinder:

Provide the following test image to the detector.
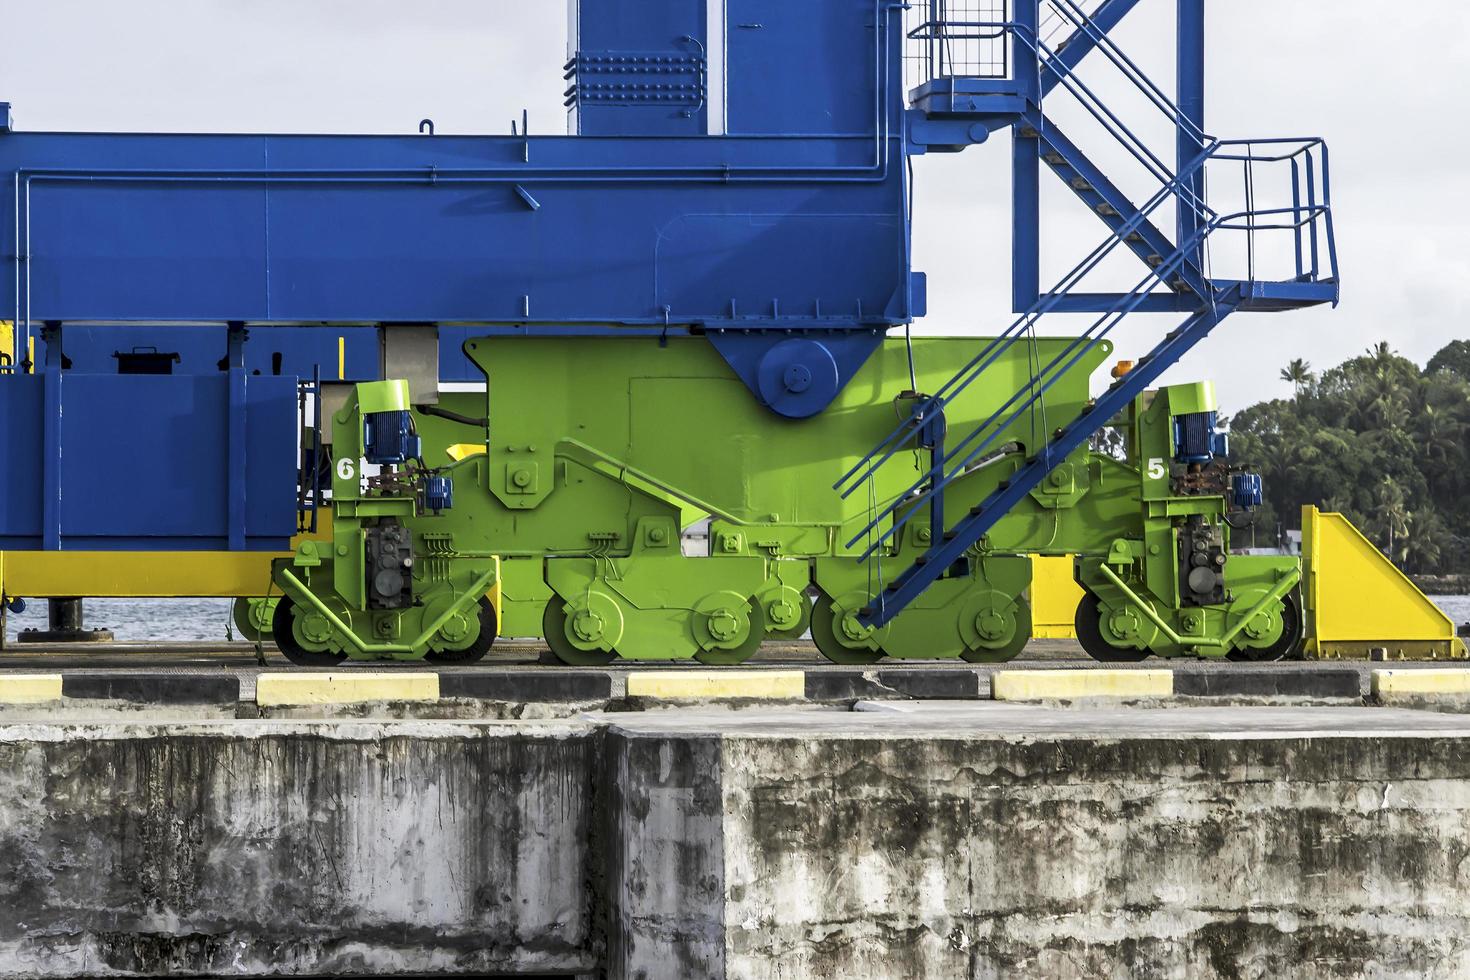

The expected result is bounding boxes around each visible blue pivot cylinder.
[706,331,887,419]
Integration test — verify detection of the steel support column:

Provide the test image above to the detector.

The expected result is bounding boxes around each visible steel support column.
[1011,0,1042,312]
[1177,0,1206,270]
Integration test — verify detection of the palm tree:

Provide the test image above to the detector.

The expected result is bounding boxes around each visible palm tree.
[1370,477,1412,567]
[1367,341,1396,363]
[1279,357,1314,394]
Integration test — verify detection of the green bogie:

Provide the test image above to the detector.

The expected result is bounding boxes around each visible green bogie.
[270,556,499,664]
[810,552,1034,664]
[1075,551,1303,661]
[282,340,1309,669]
[541,535,772,663]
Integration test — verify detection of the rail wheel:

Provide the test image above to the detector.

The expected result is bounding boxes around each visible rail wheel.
[233,597,278,643]
[1226,592,1303,662]
[271,596,349,668]
[425,596,499,665]
[810,592,885,665]
[543,599,618,667]
[962,595,1032,664]
[1074,593,1150,663]
[694,598,767,666]
[761,587,812,642]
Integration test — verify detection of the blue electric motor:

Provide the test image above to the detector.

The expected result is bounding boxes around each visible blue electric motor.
[423,475,454,514]
[1173,411,1229,464]
[1231,473,1264,510]
[364,411,421,465]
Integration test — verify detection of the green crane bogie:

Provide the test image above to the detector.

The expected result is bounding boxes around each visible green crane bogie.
[266,335,1296,665]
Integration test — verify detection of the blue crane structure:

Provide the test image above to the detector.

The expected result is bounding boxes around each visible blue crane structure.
[0,0,1337,632]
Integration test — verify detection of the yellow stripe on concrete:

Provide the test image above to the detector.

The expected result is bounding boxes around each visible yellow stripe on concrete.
[1372,669,1470,698]
[625,670,805,700]
[992,669,1173,701]
[0,675,63,704]
[256,672,440,706]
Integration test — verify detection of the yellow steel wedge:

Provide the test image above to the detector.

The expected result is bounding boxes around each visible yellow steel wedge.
[1302,505,1467,660]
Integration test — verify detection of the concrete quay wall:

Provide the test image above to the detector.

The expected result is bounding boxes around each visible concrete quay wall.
[3,707,1470,978]
[0,720,599,978]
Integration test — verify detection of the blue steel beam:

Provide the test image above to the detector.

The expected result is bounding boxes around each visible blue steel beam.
[2,132,909,328]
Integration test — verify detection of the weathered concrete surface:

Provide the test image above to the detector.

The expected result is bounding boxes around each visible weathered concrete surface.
[9,705,1470,978]
[0,719,599,977]
[605,705,1470,980]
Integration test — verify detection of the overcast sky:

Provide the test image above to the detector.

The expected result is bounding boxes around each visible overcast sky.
[1,0,1464,412]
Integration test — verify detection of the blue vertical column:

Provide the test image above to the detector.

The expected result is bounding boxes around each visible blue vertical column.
[1011,0,1041,313]
[41,323,62,550]
[1177,0,1206,271]
[226,323,247,550]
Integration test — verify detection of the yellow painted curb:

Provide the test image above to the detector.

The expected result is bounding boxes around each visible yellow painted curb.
[992,669,1173,701]
[1372,669,1470,698]
[0,675,63,704]
[625,670,805,700]
[256,672,440,706]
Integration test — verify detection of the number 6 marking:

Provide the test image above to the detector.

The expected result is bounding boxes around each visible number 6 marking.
[336,457,357,481]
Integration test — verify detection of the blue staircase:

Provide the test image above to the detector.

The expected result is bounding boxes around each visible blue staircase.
[846,0,1339,629]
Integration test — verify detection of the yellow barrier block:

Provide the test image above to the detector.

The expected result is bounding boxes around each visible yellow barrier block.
[992,669,1173,701]
[256,672,440,706]
[0,675,63,704]
[1372,669,1470,698]
[625,670,805,700]
[1031,554,1083,639]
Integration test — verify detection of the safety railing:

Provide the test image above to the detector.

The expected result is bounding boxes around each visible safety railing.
[906,6,1217,256]
[905,1,1117,91]
[1205,138,1337,287]
[904,1,1012,91]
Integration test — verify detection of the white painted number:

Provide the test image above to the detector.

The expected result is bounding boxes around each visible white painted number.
[1146,457,1167,480]
[336,457,357,481]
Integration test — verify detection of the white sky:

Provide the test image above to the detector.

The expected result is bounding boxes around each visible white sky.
[1,0,1464,412]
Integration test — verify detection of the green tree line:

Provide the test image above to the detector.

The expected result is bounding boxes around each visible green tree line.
[1228,340,1470,572]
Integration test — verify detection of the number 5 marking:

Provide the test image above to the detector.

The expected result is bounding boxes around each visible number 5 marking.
[1146,457,1166,480]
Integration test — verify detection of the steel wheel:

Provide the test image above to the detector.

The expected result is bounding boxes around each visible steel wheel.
[542,599,618,667]
[426,597,499,664]
[1074,593,1150,663]
[694,599,766,666]
[1226,592,1303,662]
[810,592,884,665]
[962,596,1032,664]
[233,597,278,642]
[271,596,349,668]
